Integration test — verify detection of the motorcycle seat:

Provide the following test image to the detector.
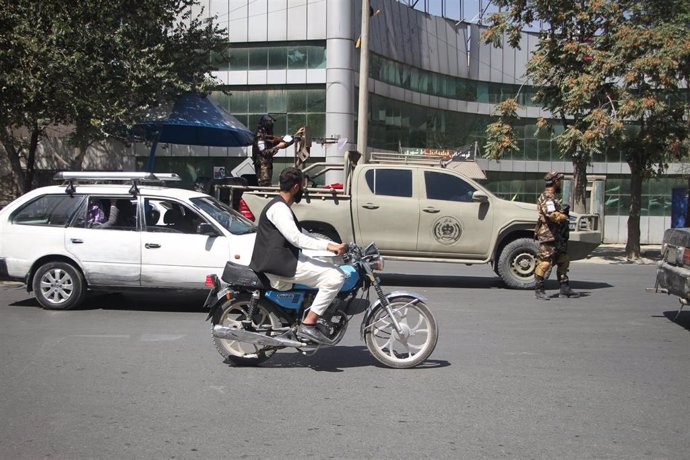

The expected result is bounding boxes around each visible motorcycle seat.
[221,261,272,289]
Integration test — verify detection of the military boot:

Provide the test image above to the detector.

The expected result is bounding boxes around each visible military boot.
[559,282,581,298]
[535,276,550,301]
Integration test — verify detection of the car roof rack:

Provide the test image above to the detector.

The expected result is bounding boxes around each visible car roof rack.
[53,171,181,196]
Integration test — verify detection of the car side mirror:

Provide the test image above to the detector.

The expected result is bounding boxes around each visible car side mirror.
[197,223,217,236]
[472,191,489,202]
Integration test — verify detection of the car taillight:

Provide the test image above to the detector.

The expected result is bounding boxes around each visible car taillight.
[205,274,215,287]
[239,198,255,221]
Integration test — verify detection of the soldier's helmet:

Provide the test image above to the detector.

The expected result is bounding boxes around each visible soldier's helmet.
[544,171,564,183]
[257,114,275,135]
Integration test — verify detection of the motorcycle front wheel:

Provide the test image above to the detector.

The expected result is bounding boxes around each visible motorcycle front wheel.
[364,296,438,369]
[212,294,282,366]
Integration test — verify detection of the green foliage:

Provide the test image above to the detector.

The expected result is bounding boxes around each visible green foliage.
[484,98,520,160]
[483,0,690,252]
[0,0,228,191]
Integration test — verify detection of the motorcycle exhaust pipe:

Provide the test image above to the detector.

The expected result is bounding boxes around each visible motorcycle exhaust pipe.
[212,325,306,347]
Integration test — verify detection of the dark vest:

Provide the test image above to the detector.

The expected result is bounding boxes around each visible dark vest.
[249,196,302,277]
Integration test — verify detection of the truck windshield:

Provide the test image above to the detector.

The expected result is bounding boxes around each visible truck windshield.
[190,196,256,235]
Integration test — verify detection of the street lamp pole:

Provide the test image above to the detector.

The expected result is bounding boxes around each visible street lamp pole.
[356,0,370,161]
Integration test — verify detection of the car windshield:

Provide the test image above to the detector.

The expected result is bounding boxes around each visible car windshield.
[190,196,256,235]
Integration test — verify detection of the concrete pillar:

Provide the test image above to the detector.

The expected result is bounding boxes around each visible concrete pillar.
[325,0,355,183]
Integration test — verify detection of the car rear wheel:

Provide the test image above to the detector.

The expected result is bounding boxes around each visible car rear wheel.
[32,261,86,310]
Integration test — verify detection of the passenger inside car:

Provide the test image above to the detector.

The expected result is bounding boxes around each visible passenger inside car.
[86,199,107,225]
[99,199,137,230]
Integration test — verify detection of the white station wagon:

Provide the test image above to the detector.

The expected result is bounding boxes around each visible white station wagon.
[0,172,257,309]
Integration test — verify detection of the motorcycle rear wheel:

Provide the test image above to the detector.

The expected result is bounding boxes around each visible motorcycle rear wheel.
[212,294,282,366]
[364,297,438,369]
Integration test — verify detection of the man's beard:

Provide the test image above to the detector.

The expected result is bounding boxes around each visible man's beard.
[294,189,304,203]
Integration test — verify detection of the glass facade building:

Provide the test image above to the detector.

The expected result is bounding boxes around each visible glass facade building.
[162,0,681,243]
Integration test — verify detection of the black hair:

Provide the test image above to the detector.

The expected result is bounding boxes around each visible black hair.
[278,167,303,192]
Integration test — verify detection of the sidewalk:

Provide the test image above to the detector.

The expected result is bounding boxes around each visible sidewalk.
[579,244,662,265]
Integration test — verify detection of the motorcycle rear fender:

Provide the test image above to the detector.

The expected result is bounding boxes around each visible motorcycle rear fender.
[359,291,427,339]
[205,286,234,321]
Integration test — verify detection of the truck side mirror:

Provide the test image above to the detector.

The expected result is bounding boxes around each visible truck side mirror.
[472,191,489,202]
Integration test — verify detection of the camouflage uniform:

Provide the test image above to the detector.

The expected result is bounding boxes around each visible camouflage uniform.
[255,146,278,187]
[252,133,278,187]
[534,171,579,299]
[535,189,570,282]
[251,116,303,187]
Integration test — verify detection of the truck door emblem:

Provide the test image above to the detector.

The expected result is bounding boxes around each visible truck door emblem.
[433,217,462,245]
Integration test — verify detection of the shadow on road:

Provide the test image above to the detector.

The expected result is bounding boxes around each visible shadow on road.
[223,345,451,372]
[381,273,612,290]
[663,310,690,332]
[9,291,207,313]
[8,276,613,313]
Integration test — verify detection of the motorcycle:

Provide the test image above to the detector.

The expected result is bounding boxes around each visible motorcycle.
[204,242,438,369]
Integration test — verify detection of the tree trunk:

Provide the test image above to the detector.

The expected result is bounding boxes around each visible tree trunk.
[572,154,588,213]
[23,123,40,192]
[0,128,26,195]
[626,163,642,259]
[69,131,89,170]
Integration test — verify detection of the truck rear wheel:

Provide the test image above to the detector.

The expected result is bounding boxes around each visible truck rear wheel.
[497,238,538,289]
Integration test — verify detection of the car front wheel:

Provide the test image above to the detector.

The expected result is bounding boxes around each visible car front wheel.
[497,238,538,289]
[32,262,86,310]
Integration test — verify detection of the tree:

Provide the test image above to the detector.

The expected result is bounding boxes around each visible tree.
[596,0,690,258]
[483,0,619,214]
[0,0,227,194]
[483,0,690,258]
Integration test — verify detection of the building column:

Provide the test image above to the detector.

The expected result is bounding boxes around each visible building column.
[325,0,355,183]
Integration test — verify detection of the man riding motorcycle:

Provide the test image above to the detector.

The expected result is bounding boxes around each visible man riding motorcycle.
[249,167,346,343]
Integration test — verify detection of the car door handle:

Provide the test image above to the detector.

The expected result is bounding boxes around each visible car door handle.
[422,207,440,213]
[145,243,161,249]
[362,203,379,210]
[70,238,83,244]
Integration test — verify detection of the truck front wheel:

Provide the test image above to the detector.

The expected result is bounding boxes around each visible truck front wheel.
[497,238,538,289]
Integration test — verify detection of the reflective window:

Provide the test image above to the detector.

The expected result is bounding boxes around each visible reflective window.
[227,48,249,70]
[424,171,476,202]
[365,52,542,107]
[72,196,136,230]
[306,45,326,69]
[13,195,85,227]
[190,196,256,235]
[214,87,326,138]
[364,169,413,197]
[249,48,268,70]
[287,46,307,69]
[145,198,205,235]
[216,42,326,71]
[268,47,287,70]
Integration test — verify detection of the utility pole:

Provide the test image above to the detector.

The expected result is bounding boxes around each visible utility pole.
[356,0,370,161]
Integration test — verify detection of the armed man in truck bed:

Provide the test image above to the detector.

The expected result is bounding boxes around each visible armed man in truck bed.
[252,114,305,187]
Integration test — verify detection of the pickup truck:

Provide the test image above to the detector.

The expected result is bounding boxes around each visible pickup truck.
[656,227,690,315]
[225,158,602,289]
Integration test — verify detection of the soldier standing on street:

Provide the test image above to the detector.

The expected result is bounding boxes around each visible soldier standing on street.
[252,114,304,187]
[534,171,580,300]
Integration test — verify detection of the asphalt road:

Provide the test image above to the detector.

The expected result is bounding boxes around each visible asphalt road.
[0,259,687,460]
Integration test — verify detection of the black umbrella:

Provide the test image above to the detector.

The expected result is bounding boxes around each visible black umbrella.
[133,92,254,171]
